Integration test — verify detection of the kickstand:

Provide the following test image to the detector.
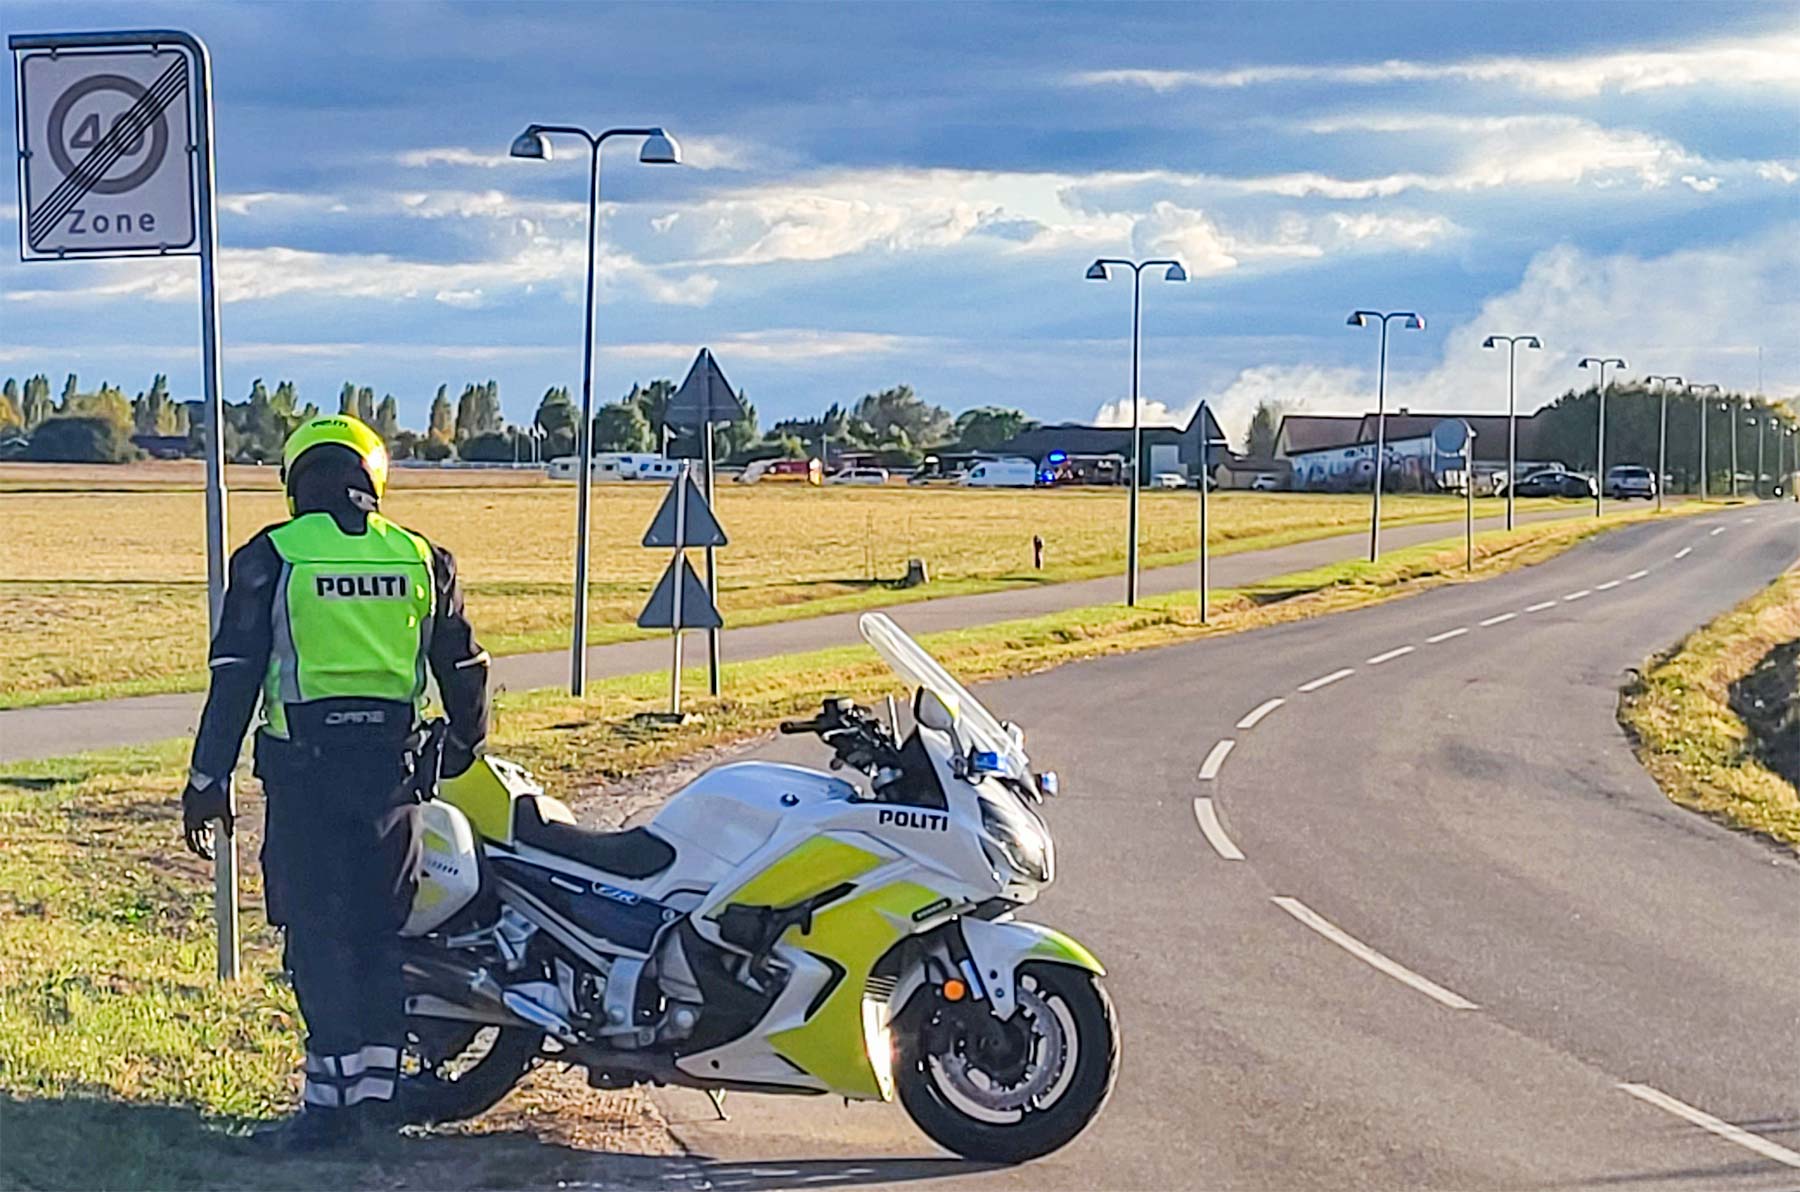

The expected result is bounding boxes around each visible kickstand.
[705,1087,729,1121]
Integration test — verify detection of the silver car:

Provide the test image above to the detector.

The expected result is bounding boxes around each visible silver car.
[1604,465,1657,500]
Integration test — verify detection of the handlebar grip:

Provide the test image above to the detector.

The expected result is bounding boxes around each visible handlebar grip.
[778,719,817,735]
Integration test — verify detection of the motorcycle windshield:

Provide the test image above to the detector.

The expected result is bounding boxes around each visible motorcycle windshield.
[858,612,1030,775]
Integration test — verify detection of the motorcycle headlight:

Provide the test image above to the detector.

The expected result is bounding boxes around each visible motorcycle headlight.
[978,789,1053,884]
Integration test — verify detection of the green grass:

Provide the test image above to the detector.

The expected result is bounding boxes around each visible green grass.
[1,480,1595,708]
[1619,567,1800,849]
[0,504,1695,1188]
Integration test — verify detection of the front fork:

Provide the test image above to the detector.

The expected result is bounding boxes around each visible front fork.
[888,916,1106,1027]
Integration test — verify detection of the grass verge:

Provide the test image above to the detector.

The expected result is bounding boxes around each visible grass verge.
[0,503,1694,1188]
[1619,566,1800,850]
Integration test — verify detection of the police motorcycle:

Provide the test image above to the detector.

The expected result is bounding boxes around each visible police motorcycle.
[399,613,1115,1162]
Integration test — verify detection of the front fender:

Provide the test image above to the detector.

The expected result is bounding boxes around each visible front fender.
[959,917,1105,1019]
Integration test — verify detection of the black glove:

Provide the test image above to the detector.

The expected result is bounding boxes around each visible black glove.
[181,772,234,861]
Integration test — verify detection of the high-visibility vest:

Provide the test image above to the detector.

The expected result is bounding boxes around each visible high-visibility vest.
[261,512,435,738]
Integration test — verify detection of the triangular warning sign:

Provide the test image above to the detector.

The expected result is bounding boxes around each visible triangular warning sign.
[637,555,722,629]
[642,474,727,548]
[664,348,747,428]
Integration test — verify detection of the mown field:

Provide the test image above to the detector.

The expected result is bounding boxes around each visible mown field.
[1,462,1579,707]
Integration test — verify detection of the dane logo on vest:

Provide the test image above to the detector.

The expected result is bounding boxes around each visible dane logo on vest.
[314,573,412,599]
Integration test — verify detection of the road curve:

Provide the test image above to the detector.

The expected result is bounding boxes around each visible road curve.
[636,501,1798,1191]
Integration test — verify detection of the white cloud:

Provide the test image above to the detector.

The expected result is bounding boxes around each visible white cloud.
[1073,31,1800,97]
[396,147,514,169]
[604,329,919,364]
[1091,397,1190,428]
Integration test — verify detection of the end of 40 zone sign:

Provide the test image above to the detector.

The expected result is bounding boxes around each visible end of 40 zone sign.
[13,39,200,258]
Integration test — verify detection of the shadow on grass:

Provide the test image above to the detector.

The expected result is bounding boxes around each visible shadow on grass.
[1728,637,1800,788]
[0,1094,996,1192]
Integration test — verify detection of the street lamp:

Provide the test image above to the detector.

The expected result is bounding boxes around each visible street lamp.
[1750,410,1767,498]
[1643,374,1683,511]
[1349,310,1426,560]
[1087,256,1187,605]
[1730,394,1744,497]
[511,121,680,695]
[1690,383,1721,499]
[1578,356,1627,516]
[1481,333,1541,529]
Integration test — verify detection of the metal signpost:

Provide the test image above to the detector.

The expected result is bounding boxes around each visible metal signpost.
[639,468,726,716]
[1433,419,1476,571]
[664,349,746,696]
[11,28,236,979]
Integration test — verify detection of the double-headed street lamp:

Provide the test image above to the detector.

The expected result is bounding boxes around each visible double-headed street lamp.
[1578,356,1626,516]
[1086,256,1188,606]
[1689,382,1721,499]
[1643,374,1683,511]
[1348,310,1425,561]
[1481,333,1541,529]
[510,122,681,695]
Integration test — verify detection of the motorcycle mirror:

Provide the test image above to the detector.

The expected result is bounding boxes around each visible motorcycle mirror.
[914,687,955,733]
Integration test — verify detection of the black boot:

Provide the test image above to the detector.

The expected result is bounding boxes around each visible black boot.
[254,1107,361,1152]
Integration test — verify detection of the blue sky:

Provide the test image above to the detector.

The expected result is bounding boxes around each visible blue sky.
[4,0,1796,439]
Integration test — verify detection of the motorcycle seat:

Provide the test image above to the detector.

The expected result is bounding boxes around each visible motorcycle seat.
[514,795,676,880]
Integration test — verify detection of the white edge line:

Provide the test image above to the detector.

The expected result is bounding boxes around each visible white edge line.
[1674,546,1693,559]
[1236,698,1285,730]
[1271,897,1479,1011]
[1193,798,1245,861]
[1595,580,1621,591]
[1626,569,1649,581]
[1479,612,1517,626]
[1297,667,1355,693]
[1525,600,1556,612]
[1426,627,1469,643]
[1617,1083,1800,1169]
[1366,645,1414,665]
[1197,738,1236,781]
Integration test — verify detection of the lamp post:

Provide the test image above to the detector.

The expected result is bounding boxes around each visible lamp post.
[1643,374,1683,512]
[1348,310,1426,560]
[1730,394,1743,498]
[1690,383,1720,499]
[510,122,681,695]
[1481,333,1541,529]
[1752,411,1767,498]
[1578,356,1626,516]
[1086,256,1188,605]
[1195,402,1229,624]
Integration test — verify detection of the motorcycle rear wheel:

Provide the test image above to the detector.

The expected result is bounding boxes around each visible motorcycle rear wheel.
[896,962,1118,1164]
[399,1018,545,1124]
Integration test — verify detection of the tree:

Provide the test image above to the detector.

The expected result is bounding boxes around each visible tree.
[21,375,53,429]
[452,381,499,442]
[627,379,677,440]
[26,415,138,462]
[375,394,401,443]
[428,385,454,444]
[64,382,133,431]
[459,431,515,462]
[59,373,79,410]
[0,388,21,433]
[132,374,178,435]
[338,382,358,416]
[1244,400,1282,458]
[417,435,456,462]
[389,429,422,461]
[953,406,1034,451]
[356,386,376,426]
[592,401,652,452]
[852,385,951,448]
[534,386,578,457]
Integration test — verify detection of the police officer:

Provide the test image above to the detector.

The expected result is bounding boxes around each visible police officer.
[180,415,490,1150]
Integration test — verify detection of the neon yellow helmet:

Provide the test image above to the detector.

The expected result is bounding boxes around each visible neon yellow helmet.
[282,415,390,505]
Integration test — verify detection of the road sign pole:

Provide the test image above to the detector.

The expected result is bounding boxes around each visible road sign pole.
[702,420,720,696]
[669,464,688,715]
[1197,400,1209,624]
[1465,424,1475,573]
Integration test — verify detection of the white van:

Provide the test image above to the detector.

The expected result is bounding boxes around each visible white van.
[959,458,1038,488]
[548,454,680,482]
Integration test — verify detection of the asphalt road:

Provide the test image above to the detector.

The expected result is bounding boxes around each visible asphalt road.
[624,500,1799,1190]
[0,503,1591,763]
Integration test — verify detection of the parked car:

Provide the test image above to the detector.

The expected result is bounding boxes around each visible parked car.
[1151,471,1188,490]
[1514,467,1597,499]
[828,466,889,485]
[960,458,1039,488]
[1603,464,1657,500]
[1249,473,1282,492]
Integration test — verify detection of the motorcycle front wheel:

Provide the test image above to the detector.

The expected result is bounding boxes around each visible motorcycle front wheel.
[896,961,1118,1163]
[399,1018,545,1124]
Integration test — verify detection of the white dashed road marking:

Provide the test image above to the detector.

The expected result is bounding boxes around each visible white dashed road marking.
[1626,569,1649,581]
[1525,600,1557,613]
[1710,526,1726,536]
[1740,515,1756,524]
[1674,546,1693,560]
[1297,668,1355,693]
[1193,798,1245,861]
[1479,612,1517,626]
[1197,739,1236,781]
[1271,897,1479,1011]
[1237,698,1285,730]
[1564,590,1591,602]
[1595,580,1620,591]
[1425,627,1469,643]
[1617,1084,1800,1170]
[1366,645,1414,665]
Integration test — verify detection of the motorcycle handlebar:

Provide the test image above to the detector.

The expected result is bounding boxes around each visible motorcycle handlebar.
[779,718,822,735]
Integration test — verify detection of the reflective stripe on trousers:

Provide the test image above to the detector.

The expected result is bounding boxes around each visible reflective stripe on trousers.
[302,1044,400,1107]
